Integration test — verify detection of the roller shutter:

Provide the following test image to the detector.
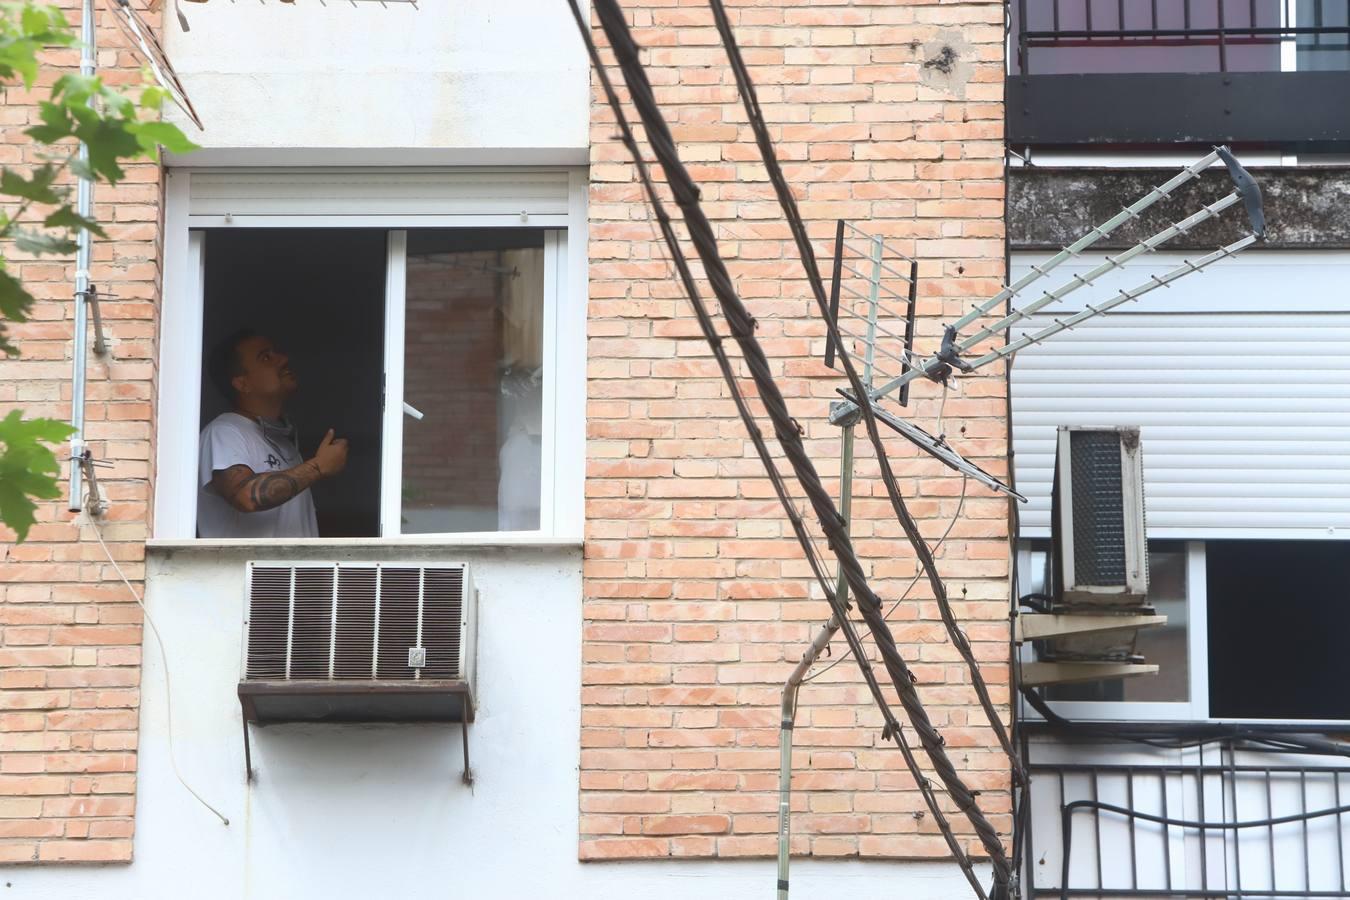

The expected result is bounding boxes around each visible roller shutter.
[187,169,571,219]
[1011,251,1350,539]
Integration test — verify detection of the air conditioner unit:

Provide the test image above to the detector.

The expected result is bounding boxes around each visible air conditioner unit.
[1052,426,1148,607]
[1018,427,1164,688]
[237,561,478,781]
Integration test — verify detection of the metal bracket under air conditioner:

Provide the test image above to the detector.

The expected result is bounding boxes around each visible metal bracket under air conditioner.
[237,680,476,786]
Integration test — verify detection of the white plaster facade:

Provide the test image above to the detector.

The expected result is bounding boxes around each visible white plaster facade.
[6,543,983,899]
[162,0,590,162]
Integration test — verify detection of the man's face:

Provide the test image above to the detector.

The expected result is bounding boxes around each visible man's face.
[231,335,297,401]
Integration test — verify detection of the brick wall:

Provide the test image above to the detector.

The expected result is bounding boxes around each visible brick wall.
[0,3,162,863]
[402,251,502,515]
[581,0,1011,861]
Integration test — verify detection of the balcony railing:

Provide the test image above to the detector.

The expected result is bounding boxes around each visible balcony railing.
[1013,0,1350,75]
[1024,733,1350,898]
[1006,1,1350,147]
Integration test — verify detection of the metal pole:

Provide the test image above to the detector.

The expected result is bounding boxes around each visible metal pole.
[68,0,96,512]
[777,237,880,898]
[776,424,853,900]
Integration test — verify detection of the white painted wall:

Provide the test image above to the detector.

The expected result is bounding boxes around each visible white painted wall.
[162,0,589,158]
[7,542,985,899]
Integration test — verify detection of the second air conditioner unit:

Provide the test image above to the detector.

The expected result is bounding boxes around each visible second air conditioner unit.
[1020,426,1162,688]
[238,561,477,727]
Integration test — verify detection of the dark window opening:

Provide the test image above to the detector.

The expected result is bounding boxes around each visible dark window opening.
[200,229,387,537]
[1207,539,1350,720]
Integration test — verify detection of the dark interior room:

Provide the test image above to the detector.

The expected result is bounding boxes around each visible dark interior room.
[199,228,387,538]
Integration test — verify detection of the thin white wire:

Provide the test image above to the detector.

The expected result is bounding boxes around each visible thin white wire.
[803,472,969,683]
[935,380,950,440]
[89,518,231,826]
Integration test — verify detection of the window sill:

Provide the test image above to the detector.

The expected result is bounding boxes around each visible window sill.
[147,534,584,553]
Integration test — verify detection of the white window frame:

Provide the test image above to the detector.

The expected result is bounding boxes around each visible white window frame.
[378,229,562,538]
[153,168,588,544]
[1019,539,1350,727]
[1019,540,1209,723]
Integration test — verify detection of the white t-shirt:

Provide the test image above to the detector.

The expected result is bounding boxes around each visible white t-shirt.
[197,412,319,539]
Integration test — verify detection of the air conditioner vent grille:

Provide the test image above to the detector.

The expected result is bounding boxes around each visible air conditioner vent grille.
[244,563,470,683]
[1069,430,1126,585]
[333,566,377,679]
[421,567,464,680]
[246,566,291,680]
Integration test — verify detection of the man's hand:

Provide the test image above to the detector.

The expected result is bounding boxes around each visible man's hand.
[311,428,349,478]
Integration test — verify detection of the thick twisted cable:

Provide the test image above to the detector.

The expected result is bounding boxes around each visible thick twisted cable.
[586,0,1006,893]
[706,0,1017,884]
[565,8,987,896]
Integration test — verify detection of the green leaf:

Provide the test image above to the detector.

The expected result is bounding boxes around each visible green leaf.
[0,267,34,325]
[76,124,138,183]
[128,120,200,156]
[25,101,71,144]
[51,72,95,104]
[20,5,70,39]
[0,39,40,87]
[13,228,78,256]
[0,163,61,203]
[0,409,75,542]
[139,84,166,112]
[42,206,105,238]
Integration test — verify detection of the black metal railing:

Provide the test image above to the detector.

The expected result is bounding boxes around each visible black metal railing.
[1024,735,1350,898]
[1014,0,1350,74]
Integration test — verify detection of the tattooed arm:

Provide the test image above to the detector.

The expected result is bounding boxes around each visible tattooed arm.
[211,461,324,514]
[210,428,348,514]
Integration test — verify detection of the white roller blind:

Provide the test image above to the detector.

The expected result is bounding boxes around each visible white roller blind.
[187,169,571,219]
[1011,251,1350,539]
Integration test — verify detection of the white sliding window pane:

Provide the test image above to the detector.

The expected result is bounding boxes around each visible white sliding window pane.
[399,229,545,534]
[1045,542,1190,704]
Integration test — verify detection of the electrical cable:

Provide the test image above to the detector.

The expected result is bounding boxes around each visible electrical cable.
[569,5,992,896]
[566,0,916,814]
[88,518,230,826]
[936,379,950,440]
[1058,799,1350,900]
[1021,685,1350,757]
[803,473,968,684]
[704,2,1018,892]
[1017,593,1053,614]
[564,0,840,640]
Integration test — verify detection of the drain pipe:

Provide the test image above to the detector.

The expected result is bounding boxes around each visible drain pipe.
[67,0,97,512]
[777,422,855,899]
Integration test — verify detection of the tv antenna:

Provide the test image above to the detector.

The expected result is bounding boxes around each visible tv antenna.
[830,146,1266,427]
[777,146,1265,898]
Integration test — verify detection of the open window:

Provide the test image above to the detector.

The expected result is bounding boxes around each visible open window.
[158,168,585,542]
[195,227,557,539]
[1019,539,1207,722]
[1020,538,1350,724]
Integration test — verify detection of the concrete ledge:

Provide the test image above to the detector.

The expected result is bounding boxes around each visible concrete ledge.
[1010,165,1350,250]
[147,535,583,554]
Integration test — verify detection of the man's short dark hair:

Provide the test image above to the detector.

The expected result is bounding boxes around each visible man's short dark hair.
[207,328,257,401]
